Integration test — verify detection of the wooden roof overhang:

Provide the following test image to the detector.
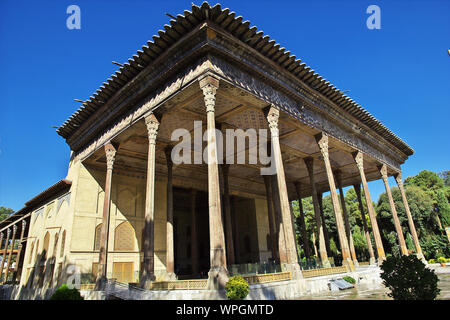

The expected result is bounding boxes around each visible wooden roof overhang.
[54,2,414,200]
[57,2,413,160]
[0,180,72,234]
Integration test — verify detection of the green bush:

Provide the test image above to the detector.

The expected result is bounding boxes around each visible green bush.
[437,257,447,264]
[225,275,249,300]
[50,284,84,300]
[380,255,440,300]
[428,259,436,264]
[343,276,356,284]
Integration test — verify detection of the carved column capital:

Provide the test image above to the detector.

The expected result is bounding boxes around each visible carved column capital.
[12,224,17,235]
[315,133,329,161]
[104,142,117,171]
[6,228,10,238]
[264,106,280,137]
[199,75,219,113]
[353,151,364,172]
[378,164,388,181]
[145,113,160,145]
[22,220,27,230]
[394,172,403,188]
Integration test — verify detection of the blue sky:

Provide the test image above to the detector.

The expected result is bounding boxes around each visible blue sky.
[0,0,449,211]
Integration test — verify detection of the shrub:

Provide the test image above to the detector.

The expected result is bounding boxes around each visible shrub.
[437,257,446,264]
[50,283,84,300]
[225,275,249,300]
[428,259,436,264]
[380,255,440,300]
[343,276,356,284]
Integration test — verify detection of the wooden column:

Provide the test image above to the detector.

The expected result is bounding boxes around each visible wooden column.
[0,229,10,283]
[96,142,117,286]
[311,231,319,260]
[271,175,286,263]
[317,192,332,257]
[4,225,17,283]
[335,171,359,267]
[264,176,278,261]
[265,106,300,275]
[199,75,228,289]
[12,220,26,283]
[165,147,176,280]
[0,232,3,282]
[294,183,311,259]
[379,164,408,256]
[394,172,424,260]
[222,164,235,266]
[316,133,353,271]
[140,113,160,288]
[353,151,386,264]
[353,184,376,264]
[304,157,330,267]
[231,196,241,264]
[190,189,199,275]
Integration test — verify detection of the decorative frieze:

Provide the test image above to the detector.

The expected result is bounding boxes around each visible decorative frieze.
[209,55,405,170]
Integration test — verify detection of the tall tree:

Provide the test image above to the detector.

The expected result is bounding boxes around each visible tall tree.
[0,206,14,222]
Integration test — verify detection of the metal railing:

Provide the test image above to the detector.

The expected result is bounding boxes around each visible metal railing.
[228,261,282,276]
[299,257,337,270]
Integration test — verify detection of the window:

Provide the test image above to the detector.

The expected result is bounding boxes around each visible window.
[45,202,54,219]
[28,242,35,264]
[53,232,59,258]
[112,262,134,283]
[114,222,135,251]
[42,232,50,261]
[59,230,66,258]
[34,240,39,263]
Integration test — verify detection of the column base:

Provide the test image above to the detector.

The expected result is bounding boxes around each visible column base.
[416,252,427,263]
[353,259,359,268]
[343,258,355,272]
[400,246,409,256]
[369,257,376,265]
[206,266,229,290]
[164,272,177,281]
[281,262,303,279]
[95,276,107,291]
[377,257,386,266]
[140,273,156,290]
[320,259,331,268]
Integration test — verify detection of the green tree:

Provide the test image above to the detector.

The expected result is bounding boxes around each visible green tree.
[438,170,450,186]
[404,170,444,191]
[380,255,440,300]
[435,190,450,227]
[0,207,14,222]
